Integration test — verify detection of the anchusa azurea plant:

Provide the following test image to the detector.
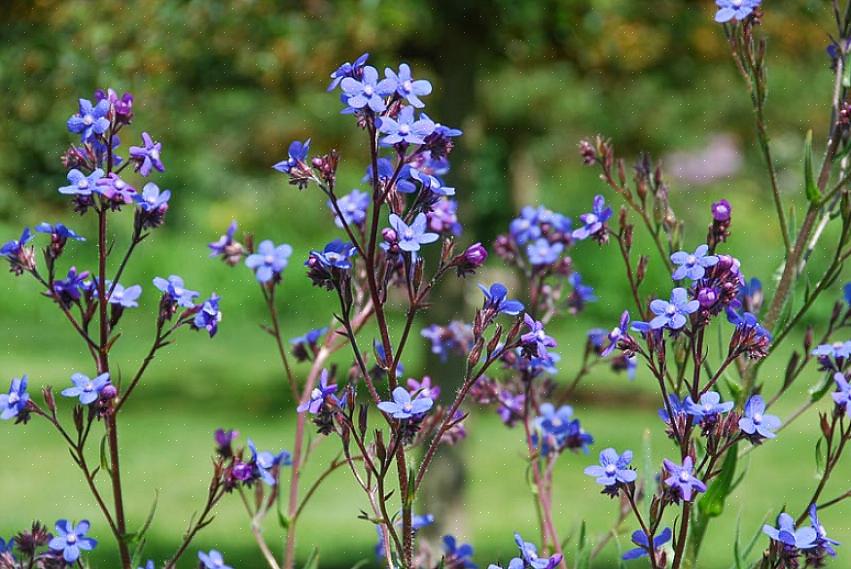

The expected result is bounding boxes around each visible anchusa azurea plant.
[5,3,851,569]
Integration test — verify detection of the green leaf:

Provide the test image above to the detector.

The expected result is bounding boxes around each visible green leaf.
[303,547,320,569]
[804,130,822,204]
[99,435,111,475]
[698,443,738,518]
[809,372,835,403]
[574,521,591,569]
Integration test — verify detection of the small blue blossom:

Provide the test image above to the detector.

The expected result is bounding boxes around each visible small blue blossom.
[59,168,104,196]
[844,282,851,305]
[198,549,233,569]
[330,189,370,228]
[572,195,612,241]
[1,227,33,259]
[192,293,222,337]
[763,513,817,550]
[138,562,155,569]
[663,456,706,502]
[649,288,699,330]
[153,275,199,308]
[36,223,85,242]
[209,220,238,257]
[809,503,840,557]
[685,391,734,422]
[410,168,454,196]
[526,238,563,266]
[568,272,597,312]
[659,394,687,424]
[811,341,851,370]
[378,107,435,146]
[246,240,293,283]
[290,327,327,362]
[379,63,432,108]
[739,395,781,441]
[340,66,387,113]
[583,448,637,488]
[133,182,171,212]
[670,244,718,281]
[0,375,29,421]
[521,315,557,358]
[479,283,524,316]
[328,53,369,91]
[67,98,110,141]
[108,283,142,308]
[508,533,563,569]
[48,519,97,564]
[622,527,672,561]
[602,311,630,357]
[273,139,311,174]
[832,372,851,413]
[510,207,543,245]
[61,372,110,405]
[129,132,165,177]
[443,535,477,569]
[53,267,90,304]
[247,438,291,486]
[377,386,434,419]
[96,173,136,205]
[297,369,339,414]
[312,240,357,270]
[715,0,761,24]
[388,213,439,253]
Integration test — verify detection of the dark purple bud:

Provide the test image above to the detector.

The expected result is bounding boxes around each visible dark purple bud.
[712,199,732,222]
[697,287,719,308]
[100,384,118,401]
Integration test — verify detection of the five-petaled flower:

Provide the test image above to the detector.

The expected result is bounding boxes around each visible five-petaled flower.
[297,369,339,414]
[330,189,370,228]
[133,182,171,212]
[380,63,433,108]
[808,503,840,557]
[273,139,311,174]
[479,283,524,316]
[341,66,387,113]
[670,244,718,281]
[377,386,434,419]
[521,315,557,358]
[199,549,233,569]
[442,534,477,569]
[649,288,699,330]
[36,223,85,243]
[762,512,817,550]
[685,391,734,422]
[248,438,291,486]
[67,98,110,141]
[832,372,851,413]
[507,532,563,569]
[583,448,637,488]
[61,372,111,405]
[153,275,199,308]
[0,375,29,421]
[622,527,672,561]
[601,311,630,357]
[48,519,97,564]
[388,213,439,253]
[328,53,369,91]
[312,240,357,270]
[739,395,781,441]
[59,168,104,196]
[572,195,612,241]
[526,238,563,266]
[663,456,706,501]
[378,106,435,146]
[715,0,761,24]
[108,283,142,308]
[246,240,293,283]
[129,132,165,176]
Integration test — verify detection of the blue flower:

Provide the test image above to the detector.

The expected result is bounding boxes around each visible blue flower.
[273,139,311,174]
[129,132,165,176]
[191,293,222,337]
[832,372,851,413]
[246,240,293,283]
[670,244,718,281]
[330,189,370,228]
[133,182,171,212]
[715,0,761,24]
[53,267,90,304]
[409,168,454,196]
[209,220,238,257]
[521,315,557,358]
[61,372,110,405]
[812,341,851,371]
[297,369,338,414]
[247,438,291,486]
[379,63,433,108]
[685,391,734,422]
[377,386,433,419]
[312,240,357,269]
[739,395,781,441]
[108,283,142,308]
[328,53,369,91]
[378,106,435,146]
[808,503,840,557]
[663,456,706,502]
[510,207,543,245]
[763,513,817,550]
[1,227,33,258]
[509,533,562,569]
[198,549,233,569]
[290,327,327,362]
[844,282,851,306]
[572,195,612,241]
[568,272,597,311]
[340,66,387,113]
[153,275,199,308]
[622,527,672,561]
[67,98,110,141]
[0,375,29,421]
[443,535,477,569]
[658,394,687,424]
[138,561,155,569]
[388,213,439,253]
[59,168,104,196]
[526,238,563,266]
[602,311,630,357]
[36,223,85,243]
[649,288,699,330]
[479,283,524,316]
[48,520,97,563]
[583,448,637,487]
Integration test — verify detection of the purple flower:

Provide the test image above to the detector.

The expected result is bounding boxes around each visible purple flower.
[739,395,781,441]
[379,63,432,108]
[108,283,142,308]
[67,98,110,141]
[671,244,719,281]
[526,238,563,266]
[198,550,233,569]
[133,182,171,212]
[479,283,524,316]
[572,195,612,241]
[340,66,387,113]
[192,293,222,337]
[330,189,370,228]
[685,391,734,422]
[649,288,699,330]
[59,168,104,196]
[428,197,462,235]
[583,448,636,488]
[297,370,339,414]
[246,240,293,283]
[248,438,291,486]
[388,213,439,253]
[808,503,840,557]
[377,386,433,419]
[378,107,435,146]
[763,513,817,550]
[442,535,477,569]
[328,53,369,91]
[61,372,110,405]
[715,0,761,24]
[273,139,311,174]
[712,199,732,222]
[153,275,199,308]
[663,456,706,502]
[94,174,136,205]
[48,520,97,563]
[0,375,29,421]
[602,311,630,357]
[408,376,441,401]
[128,132,164,176]
[832,372,851,412]
[521,314,557,358]
[53,267,90,304]
[622,527,672,561]
[209,220,238,254]
[812,341,851,370]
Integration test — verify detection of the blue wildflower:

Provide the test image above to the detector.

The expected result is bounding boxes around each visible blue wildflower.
[198,550,233,569]
[808,503,840,557]
[48,519,97,564]
[133,182,171,212]
[649,288,699,330]
[763,513,817,550]
[377,386,434,419]
[61,372,110,405]
[209,220,238,257]
[59,168,104,196]
[328,53,369,91]
[290,327,327,362]
[108,283,142,308]
[572,195,612,241]
[36,223,85,243]
[670,244,718,281]
[330,189,370,228]
[67,98,110,141]
[521,315,557,358]
[685,391,734,422]
[129,132,164,176]
[273,139,311,174]
[509,533,563,569]
[583,448,636,488]
[1,227,33,259]
[479,283,524,316]
[739,395,781,441]
[53,267,90,304]
[663,456,706,502]
[715,0,761,24]
[602,311,630,357]
[246,240,293,283]
[568,272,597,312]
[510,207,543,245]
[526,238,563,266]
[379,63,432,107]
[0,375,29,421]
[248,438,291,486]
[297,369,338,414]
[312,240,357,269]
[192,293,222,337]
[832,372,851,413]
[388,213,439,253]
[153,275,199,308]
[378,107,435,146]
[443,535,477,569]
[622,528,672,561]
[340,66,387,113]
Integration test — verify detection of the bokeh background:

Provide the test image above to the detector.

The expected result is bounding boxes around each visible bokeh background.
[1,0,848,567]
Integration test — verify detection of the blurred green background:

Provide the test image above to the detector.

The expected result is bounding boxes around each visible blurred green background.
[0,0,848,567]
